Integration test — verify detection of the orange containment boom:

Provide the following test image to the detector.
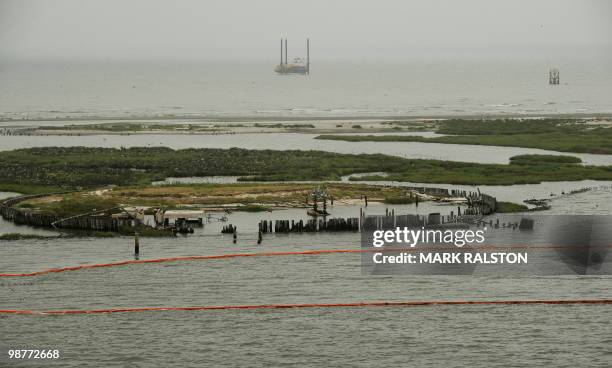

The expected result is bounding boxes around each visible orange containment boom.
[2,299,611,315]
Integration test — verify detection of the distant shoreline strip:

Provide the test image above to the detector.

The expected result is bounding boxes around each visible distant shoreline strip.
[2,299,611,316]
[1,245,609,278]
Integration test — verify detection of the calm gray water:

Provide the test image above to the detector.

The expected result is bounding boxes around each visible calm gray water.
[2,188,612,367]
[1,60,611,120]
[1,224,612,367]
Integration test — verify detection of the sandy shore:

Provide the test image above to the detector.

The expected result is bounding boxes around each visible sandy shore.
[5,118,432,135]
[3,114,611,136]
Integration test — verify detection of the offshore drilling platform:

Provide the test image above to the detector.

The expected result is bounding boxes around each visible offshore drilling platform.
[275,38,310,75]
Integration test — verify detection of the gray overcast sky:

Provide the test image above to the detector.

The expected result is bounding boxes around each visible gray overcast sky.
[1,0,611,61]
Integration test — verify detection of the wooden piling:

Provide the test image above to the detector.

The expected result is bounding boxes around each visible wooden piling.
[359,207,363,231]
[134,232,140,255]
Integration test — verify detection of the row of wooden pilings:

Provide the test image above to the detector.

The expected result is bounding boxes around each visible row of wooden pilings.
[465,189,497,216]
[256,212,532,235]
[0,128,34,136]
[258,217,360,233]
[221,224,237,234]
[381,187,496,216]
[1,193,66,227]
[2,208,122,231]
[0,193,132,232]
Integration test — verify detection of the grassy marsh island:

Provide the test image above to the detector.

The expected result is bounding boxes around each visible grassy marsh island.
[13,183,416,217]
[1,147,612,193]
[316,118,612,154]
[0,147,410,189]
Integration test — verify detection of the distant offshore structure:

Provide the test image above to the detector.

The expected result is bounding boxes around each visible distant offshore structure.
[275,38,310,75]
[549,67,560,85]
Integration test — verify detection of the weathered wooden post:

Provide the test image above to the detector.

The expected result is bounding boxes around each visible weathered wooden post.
[134,232,140,255]
[233,226,237,243]
[257,229,262,244]
[364,195,368,207]
[359,207,363,231]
